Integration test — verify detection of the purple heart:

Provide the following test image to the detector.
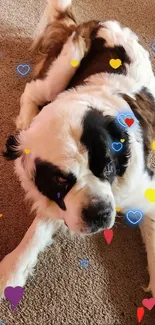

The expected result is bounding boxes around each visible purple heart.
[4,286,24,310]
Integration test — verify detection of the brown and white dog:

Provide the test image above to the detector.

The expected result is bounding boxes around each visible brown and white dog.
[1,0,155,299]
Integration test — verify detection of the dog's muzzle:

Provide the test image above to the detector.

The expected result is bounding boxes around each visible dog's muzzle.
[82,201,114,233]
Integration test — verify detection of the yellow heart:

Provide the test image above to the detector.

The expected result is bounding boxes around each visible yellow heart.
[151,141,155,151]
[116,206,121,212]
[145,188,155,203]
[120,139,125,143]
[24,148,30,154]
[109,59,122,69]
[70,60,79,67]
[0,213,3,218]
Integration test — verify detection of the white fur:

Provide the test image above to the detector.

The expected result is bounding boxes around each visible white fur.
[1,1,155,300]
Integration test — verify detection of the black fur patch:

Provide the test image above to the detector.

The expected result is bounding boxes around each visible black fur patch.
[123,87,155,177]
[68,39,131,88]
[34,159,76,210]
[80,108,130,180]
[3,135,21,160]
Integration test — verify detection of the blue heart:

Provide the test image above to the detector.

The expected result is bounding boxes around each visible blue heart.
[112,142,123,152]
[152,42,155,52]
[17,64,30,76]
[126,210,143,225]
[80,259,89,267]
[117,113,135,128]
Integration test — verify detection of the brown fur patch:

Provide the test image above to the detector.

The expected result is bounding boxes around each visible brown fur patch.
[68,38,131,88]
[31,20,99,80]
[123,88,155,160]
[56,8,76,24]
[31,21,75,79]
[30,3,77,80]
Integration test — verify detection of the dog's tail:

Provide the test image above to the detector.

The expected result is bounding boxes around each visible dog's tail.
[32,0,76,44]
[45,0,75,25]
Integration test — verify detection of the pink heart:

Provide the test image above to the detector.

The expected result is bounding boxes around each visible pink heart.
[142,298,155,310]
[104,229,113,244]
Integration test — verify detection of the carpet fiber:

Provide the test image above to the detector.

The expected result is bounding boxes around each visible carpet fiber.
[0,0,155,324]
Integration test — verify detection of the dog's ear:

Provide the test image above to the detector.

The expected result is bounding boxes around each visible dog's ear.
[3,134,21,160]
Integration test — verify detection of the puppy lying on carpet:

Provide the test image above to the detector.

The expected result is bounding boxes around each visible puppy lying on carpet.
[1,0,155,299]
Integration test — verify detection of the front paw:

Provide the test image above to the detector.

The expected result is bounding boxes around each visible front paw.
[0,255,25,299]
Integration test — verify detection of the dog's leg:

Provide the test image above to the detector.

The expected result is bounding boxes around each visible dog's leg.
[16,31,85,130]
[140,216,155,297]
[0,216,62,298]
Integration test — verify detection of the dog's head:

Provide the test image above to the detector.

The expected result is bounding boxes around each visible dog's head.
[3,92,132,234]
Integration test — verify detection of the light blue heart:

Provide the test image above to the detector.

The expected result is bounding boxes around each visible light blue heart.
[17,64,30,76]
[112,142,123,152]
[117,113,135,128]
[152,42,155,52]
[126,210,143,225]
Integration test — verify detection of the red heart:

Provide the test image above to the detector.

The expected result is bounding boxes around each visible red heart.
[104,229,113,244]
[125,118,134,127]
[137,307,144,323]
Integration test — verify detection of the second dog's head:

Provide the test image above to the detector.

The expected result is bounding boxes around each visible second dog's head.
[3,91,132,234]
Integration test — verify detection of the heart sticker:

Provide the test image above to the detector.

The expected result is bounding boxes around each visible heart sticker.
[120,139,125,143]
[104,229,113,244]
[0,213,3,217]
[16,64,31,76]
[70,60,79,67]
[126,210,143,225]
[142,298,155,310]
[152,42,155,52]
[137,307,145,323]
[145,188,155,203]
[125,118,134,127]
[116,206,121,212]
[152,141,155,150]
[109,58,122,69]
[112,142,123,152]
[116,113,136,128]
[4,286,24,310]
[24,148,30,154]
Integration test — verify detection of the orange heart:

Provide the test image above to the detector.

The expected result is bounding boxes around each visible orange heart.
[116,206,121,212]
[0,213,3,218]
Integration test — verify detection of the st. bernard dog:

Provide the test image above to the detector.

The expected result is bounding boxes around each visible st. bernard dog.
[1,0,155,299]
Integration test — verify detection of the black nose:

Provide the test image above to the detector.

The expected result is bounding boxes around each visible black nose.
[82,201,112,232]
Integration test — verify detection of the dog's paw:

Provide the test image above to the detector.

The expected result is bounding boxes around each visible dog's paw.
[0,254,25,300]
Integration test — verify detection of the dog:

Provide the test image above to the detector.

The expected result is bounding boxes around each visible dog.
[1,0,155,300]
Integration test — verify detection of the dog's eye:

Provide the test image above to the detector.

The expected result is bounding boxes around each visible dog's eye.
[57,176,67,183]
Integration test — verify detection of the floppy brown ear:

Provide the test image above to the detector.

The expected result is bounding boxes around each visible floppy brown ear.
[3,135,21,160]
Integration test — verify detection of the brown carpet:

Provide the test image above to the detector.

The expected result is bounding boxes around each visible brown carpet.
[0,0,155,324]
